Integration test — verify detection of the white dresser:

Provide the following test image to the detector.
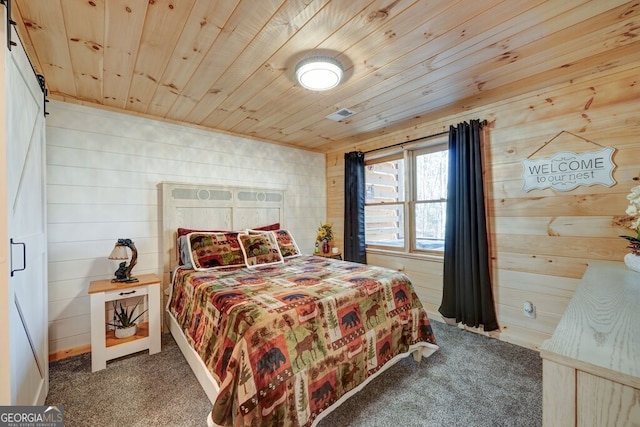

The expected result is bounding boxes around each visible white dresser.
[539,260,640,426]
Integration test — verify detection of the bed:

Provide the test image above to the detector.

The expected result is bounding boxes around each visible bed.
[160,182,439,426]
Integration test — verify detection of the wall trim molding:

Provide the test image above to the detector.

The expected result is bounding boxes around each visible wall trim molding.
[49,344,91,362]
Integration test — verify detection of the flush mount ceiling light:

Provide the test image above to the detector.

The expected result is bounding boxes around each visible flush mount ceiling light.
[295,56,344,91]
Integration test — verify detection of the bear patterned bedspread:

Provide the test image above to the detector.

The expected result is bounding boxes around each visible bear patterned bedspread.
[168,255,438,426]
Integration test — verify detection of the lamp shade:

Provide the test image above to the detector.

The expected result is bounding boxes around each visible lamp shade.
[295,56,343,91]
[108,245,129,260]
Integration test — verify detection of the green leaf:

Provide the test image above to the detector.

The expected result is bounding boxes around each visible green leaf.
[109,300,148,328]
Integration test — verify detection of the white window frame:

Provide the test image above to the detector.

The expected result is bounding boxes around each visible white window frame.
[364,134,448,257]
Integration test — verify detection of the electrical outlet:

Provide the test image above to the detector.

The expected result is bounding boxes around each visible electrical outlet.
[523,301,536,319]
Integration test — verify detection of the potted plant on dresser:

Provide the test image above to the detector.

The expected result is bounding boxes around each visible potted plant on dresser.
[107,300,148,339]
[615,184,640,273]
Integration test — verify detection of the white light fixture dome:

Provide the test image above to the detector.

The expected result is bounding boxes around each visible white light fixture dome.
[295,56,343,91]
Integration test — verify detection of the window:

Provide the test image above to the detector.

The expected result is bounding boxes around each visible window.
[365,135,448,254]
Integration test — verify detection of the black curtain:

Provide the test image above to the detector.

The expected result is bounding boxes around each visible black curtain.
[439,120,499,331]
[344,151,366,264]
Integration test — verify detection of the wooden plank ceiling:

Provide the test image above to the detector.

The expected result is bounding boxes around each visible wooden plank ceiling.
[11,0,640,152]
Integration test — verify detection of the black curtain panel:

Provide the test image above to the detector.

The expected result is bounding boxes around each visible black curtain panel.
[344,151,367,264]
[439,120,499,331]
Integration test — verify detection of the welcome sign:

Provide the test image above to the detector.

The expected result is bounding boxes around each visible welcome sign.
[521,147,616,192]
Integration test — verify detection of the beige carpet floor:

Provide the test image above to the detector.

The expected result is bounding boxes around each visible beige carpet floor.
[46,320,542,426]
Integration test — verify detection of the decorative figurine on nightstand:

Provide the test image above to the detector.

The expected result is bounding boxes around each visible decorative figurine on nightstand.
[108,238,139,283]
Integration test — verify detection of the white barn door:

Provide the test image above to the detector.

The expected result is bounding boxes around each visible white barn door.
[2,16,48,405]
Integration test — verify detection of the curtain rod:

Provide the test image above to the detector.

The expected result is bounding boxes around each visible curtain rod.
[362,120,487,154]
[363,131,448,154]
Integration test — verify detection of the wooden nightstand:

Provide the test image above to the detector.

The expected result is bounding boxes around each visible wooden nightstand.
[315,251,343,260]
[88,273,161,372]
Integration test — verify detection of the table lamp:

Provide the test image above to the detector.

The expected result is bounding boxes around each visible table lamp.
[108,238,139,283]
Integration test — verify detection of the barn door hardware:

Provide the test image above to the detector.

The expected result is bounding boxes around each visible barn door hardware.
[10,238,26,277]
[1,0,17,51]
[37,74,49,116]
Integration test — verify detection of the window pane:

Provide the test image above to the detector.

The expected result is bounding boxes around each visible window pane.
[414,201,445,251]
[365,204,404,247]
[365,159,404,203]
[416,150,448,201]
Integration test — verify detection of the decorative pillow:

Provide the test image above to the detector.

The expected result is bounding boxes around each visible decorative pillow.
[186,232,246,270]
[250,229,301,259]
[238,231,284,268]
[178,235,193,268]
[178,227,227,238]
[252,223,281,231]
[176,224,279,265]
[274,229,302,258]
[177,228,226,265]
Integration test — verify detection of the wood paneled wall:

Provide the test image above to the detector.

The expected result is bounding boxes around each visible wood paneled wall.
[326,65,640,350]
[46,101,326,359]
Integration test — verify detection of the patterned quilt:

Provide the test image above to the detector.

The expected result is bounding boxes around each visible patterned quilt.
[168,256,438,426]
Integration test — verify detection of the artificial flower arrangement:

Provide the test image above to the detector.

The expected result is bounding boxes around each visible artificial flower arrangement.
[614,184,640,255]
[316,223,334,243]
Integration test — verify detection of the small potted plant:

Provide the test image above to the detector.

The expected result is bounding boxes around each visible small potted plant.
[107,300,147,339]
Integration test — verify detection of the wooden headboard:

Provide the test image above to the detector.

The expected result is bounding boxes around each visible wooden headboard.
[159,181,285,307]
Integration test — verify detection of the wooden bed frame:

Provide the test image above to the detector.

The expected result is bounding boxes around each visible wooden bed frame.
[159,181,436,426]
